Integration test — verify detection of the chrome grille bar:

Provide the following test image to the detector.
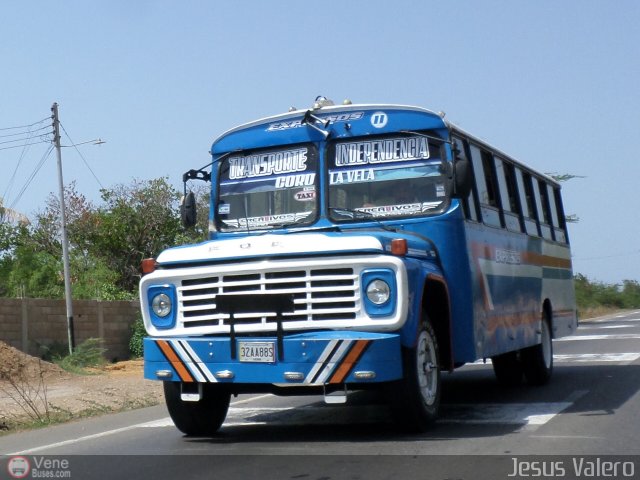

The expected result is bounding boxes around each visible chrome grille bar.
[178,267,357,327]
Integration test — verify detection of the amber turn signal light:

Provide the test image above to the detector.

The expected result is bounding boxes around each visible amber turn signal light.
[391,239,408,256]
[141,258,157,275]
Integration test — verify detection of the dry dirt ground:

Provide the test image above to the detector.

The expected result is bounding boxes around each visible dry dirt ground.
[0,341,163,431]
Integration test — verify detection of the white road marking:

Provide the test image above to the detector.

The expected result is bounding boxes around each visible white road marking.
[554,353,640,363]
[440,402,572,426]
[9,424,148,455]
[556,334,640,341]
[217,398,581,429]
[8,393,273,455]
[581,325,636,330]
[139,418,174,428]
[231,394,273,406]
[9,385,594,455]
[471,352,640,365]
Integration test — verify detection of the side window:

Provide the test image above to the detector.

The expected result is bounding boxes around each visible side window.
[481,151,500,208]
[547,185,567,243]
[516,170,540,236]
[533,179,553,240]
[470,144,502,228]
[453,136,479,222]
[495,157,522,232]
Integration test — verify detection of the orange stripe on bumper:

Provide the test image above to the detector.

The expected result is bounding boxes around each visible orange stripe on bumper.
[329,340,371,384]
[156,340,194,382]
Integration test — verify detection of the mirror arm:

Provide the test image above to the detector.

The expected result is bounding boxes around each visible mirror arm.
[183,168,211,186]
[182,167,212,197]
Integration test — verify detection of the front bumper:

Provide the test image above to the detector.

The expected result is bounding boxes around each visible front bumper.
[144,331,402,385]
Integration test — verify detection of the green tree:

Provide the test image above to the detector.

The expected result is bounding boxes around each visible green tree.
[621,280,640,309]
[87,177,184,292]
[1,177,210,299]
[3,242,62,298]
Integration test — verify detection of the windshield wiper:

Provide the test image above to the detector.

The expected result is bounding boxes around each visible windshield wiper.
[329,207,374,220]
[253,214,316,232]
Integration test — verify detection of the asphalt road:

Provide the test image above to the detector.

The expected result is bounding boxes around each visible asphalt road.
[3,310,640,479]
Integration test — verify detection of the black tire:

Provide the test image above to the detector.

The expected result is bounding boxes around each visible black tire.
[491,350,523,386]
[391,321,441,432]
[163,382,231,436]
[521,316,553,385]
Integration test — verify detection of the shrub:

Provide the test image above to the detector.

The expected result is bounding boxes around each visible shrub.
[57,338,106,372]
[129,315,146,358]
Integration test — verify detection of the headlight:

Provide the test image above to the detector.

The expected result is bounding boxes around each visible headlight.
[361,269,397,318]
[147,285,177,329]
[366,279,391,305]
[152,293,172,317]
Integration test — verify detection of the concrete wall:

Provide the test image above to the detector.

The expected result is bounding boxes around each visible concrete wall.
[0,298,141,361]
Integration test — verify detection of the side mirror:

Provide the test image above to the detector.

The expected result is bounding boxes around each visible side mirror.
[181,191,197,229]
[453,158,473,198]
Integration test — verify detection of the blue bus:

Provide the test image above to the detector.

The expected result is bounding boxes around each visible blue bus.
[139,97,577,434]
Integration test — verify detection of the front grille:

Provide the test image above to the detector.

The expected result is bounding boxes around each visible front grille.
[179,267,357,328]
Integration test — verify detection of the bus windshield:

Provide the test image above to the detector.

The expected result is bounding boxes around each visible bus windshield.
[216,144,319,231]
[328,133,450,221]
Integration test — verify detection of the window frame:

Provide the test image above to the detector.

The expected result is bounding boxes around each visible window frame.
[469,143,503,228]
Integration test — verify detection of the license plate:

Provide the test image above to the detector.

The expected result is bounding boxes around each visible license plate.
[238,341,276,363]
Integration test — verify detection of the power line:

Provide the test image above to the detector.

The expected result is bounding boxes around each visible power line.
[2,112,105,216]
[0,123,51,139]
[0,139,51,152]
[2,116,53,207]
[0,133,52,146]
[0,116,49,132]
[59,122,104,189]
[3,124,52,201]
[8,144,54,211]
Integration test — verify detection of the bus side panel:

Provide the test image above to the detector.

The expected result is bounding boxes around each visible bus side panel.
[540,241,578,338]
[409,206,478,364]
[437,214,477,365]
[466,223,545,359]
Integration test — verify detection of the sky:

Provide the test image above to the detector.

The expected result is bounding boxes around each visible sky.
[1,1,638,285]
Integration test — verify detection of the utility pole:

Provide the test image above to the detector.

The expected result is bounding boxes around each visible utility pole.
[51,102,75,354]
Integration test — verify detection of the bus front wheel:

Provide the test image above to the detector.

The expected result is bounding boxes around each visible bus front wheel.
[163,381,231,436]
[391,321,441,432]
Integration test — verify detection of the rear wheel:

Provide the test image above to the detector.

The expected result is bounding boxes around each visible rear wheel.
[163,382,231,436]
[391,321,441,432]
[521,316,553,385]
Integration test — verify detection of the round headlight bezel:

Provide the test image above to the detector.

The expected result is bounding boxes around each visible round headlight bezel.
[151,293,172,318]
[366,279,391,305]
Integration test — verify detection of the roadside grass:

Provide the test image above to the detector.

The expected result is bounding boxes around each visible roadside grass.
[0,338,161,435]
[578,306,630,321]
[53,338,106,374]
[1,395,161,436]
